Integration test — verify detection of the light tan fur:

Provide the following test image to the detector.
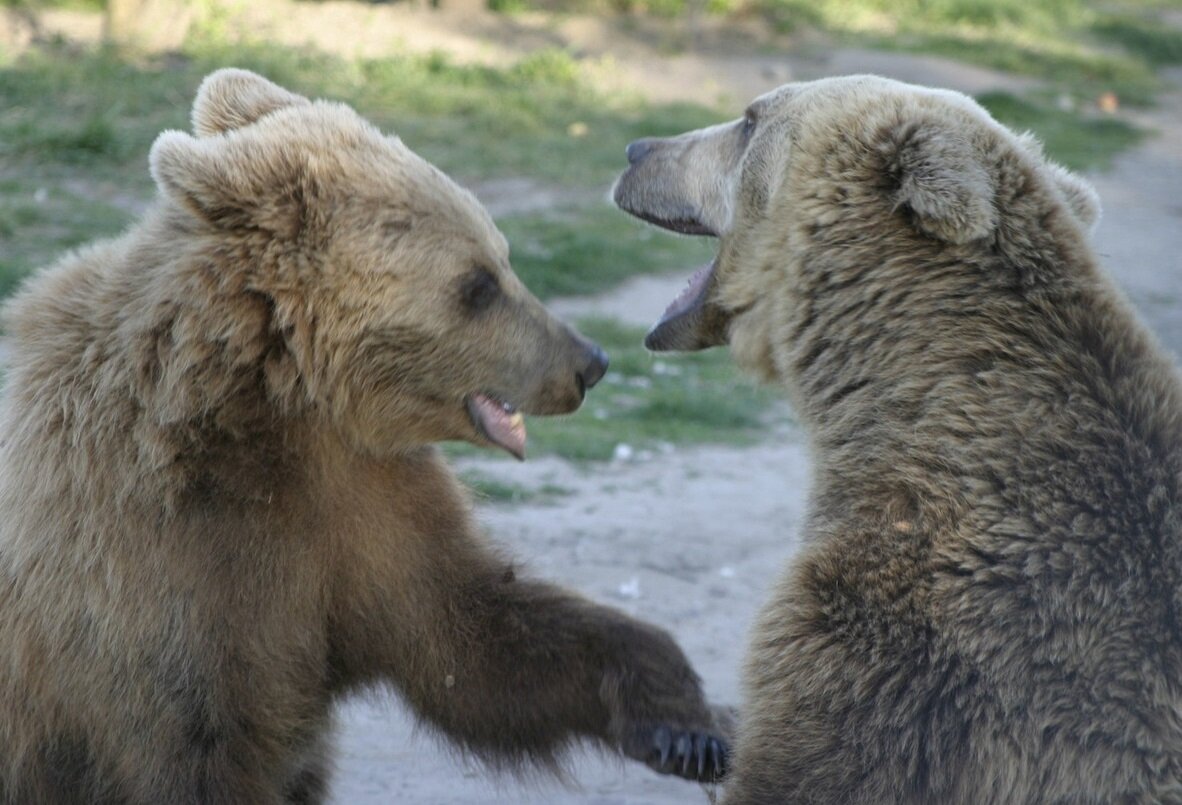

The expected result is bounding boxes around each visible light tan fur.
[0,69,728,803]
[615,75,1182,803]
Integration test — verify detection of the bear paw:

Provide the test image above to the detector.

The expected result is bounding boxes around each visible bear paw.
[627,722,729,782]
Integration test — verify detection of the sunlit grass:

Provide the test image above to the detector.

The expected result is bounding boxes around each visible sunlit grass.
[460,471,574,504]
[0,26,1148,306]
[0,39,722,301]
[743,0,1173,107]
[500,204,716,299]
[979,91,1145,171]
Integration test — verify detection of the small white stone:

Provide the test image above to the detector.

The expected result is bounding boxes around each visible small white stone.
[617,577,641,600]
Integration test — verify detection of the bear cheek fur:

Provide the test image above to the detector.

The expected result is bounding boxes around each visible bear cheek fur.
[305,254,560,456]
[307,268,479,454]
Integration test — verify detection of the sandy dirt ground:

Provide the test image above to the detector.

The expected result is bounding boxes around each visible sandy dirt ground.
[3,8,1181,803]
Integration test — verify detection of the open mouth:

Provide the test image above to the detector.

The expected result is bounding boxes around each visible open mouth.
[617,203,725,352]
[645,259,718,350]
[465,392,527,460]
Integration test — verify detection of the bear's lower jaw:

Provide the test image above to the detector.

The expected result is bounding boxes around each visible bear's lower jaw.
[645,258,730,353]
[465,393,527,461]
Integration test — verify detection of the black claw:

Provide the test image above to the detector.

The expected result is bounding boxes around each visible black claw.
[653,725,673,768]
[695,733,708,779]
[676,733,692,775]
[710,738,725,779]
[637,724,729,782]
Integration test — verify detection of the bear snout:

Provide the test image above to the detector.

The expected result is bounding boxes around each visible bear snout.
[525,332,609,414]
[625,138,658,165]
[577,341,609,393]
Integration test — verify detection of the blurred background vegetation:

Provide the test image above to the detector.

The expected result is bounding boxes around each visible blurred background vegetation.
[1,0,1180,459]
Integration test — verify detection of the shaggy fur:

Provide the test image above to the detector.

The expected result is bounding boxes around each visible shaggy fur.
[0,69,727,803]
[614,75,1182,803]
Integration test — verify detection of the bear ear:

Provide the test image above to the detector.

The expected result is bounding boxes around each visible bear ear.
[1045,161,1101,234]
[1014,132,1100,233]
[891,122,997,244]
[149,130,308,236]
[192,68,309,138]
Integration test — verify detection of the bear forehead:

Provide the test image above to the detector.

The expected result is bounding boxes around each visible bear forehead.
[241,102,413,169]
[232,101,496,227]
[750,75,993,130]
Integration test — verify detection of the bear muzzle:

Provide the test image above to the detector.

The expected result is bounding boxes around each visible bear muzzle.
[464,333,608,460]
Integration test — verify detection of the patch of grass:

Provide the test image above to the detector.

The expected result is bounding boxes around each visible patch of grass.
[757,0,1165,107]
[893,33,1157,106]
[0,39,724,300]
[0,46,193,169]
[486,318,784,461]
[179,41,719,186]
[0,180,135,294]
[1092,14,1182,67]
[501,204,715,299]
[978,91,1146,170]
[460,471,573,505]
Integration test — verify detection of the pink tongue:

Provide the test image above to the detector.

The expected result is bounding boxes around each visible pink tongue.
[471,394,526,460]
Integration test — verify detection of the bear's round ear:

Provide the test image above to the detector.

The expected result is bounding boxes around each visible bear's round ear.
[192,68,309,138]
[1014,132,1101,234]
[149,130,307,236]
[150,130,209,212]
[1043,160,1102,234]
[150,130,244,227]
[891,122,997,244]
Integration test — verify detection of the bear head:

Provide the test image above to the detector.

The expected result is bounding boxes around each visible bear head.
[147,69,607,460]
[612,75,1101,383]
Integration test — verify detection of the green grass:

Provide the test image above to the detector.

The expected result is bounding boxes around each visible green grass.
[0,180,134,297]
[478,0,1179,110]
[754,0,1172,107]
[500,204,715,299]
[450,318,785,462]
[1092,14,1182,67]
[0,39,722,300]
[460,471,573,505]
[0,27,1147,304]
[979,92,1146,171]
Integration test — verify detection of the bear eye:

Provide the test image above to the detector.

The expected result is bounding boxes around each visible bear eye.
[460,267,500,313]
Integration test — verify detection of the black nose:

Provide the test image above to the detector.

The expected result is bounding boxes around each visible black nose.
[578,343,609,392]
[625,138,656,165]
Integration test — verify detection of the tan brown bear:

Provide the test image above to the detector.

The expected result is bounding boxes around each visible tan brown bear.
[614,75,1182,803]
[0,69,729,803]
